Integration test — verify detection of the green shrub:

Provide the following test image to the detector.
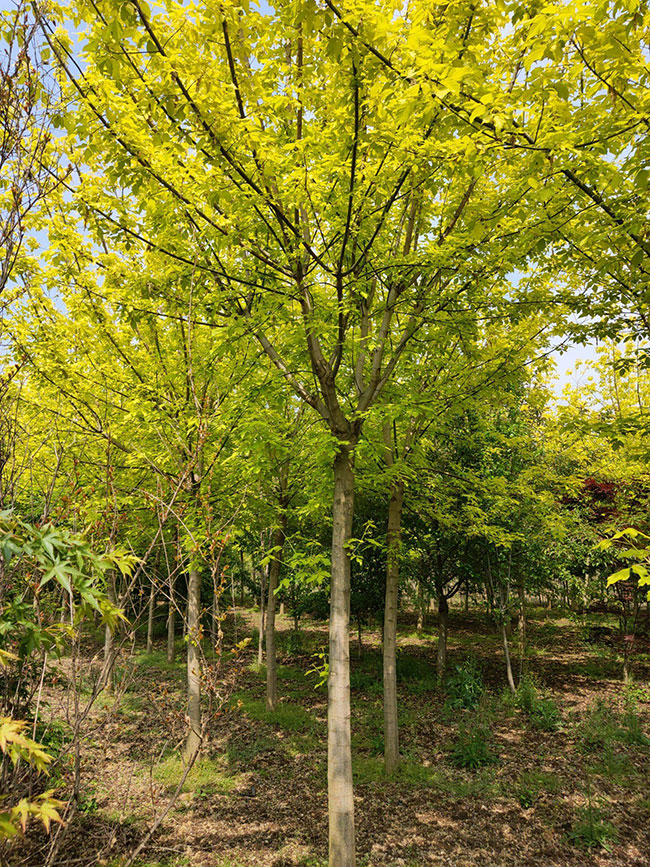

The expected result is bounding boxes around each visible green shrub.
[449,723,497,769]
[444,658,484,710]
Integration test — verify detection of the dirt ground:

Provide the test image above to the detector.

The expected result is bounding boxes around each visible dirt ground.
[9,607,650,867]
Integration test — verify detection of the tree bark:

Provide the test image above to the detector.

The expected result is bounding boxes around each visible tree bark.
[328,444,356,867]
[436,591,449,682]
[184,566,202,759]
[383,479,403,775]
[266,516,287,711]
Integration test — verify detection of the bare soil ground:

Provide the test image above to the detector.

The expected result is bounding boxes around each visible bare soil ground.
[9,607,650,867]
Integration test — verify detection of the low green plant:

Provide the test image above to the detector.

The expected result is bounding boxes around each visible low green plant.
[396,653,434,682]
[284,630,305,657]
[577,700,619,752]
[576,698,646,753]
[34,720,72,757]
[77,792,99,814]
[568,802,618,850]
[515,675,561,731]
[623,680,650,704]
[230,694,317,733]
[449,722,497,769]
[444,658,484,710]
[515,769,561,808]
[619,701,650,747]
[595,746,634,784]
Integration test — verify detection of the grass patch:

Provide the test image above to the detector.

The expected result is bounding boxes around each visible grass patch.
[231,694,318,732]
[396,653,434,682]
[152,754,240,795]
[134,649,185,673]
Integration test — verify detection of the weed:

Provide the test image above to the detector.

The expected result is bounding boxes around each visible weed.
[577,700,619,752]
[515,675,561,731]
[278,630,305,657]
[444,658,484,710]
[352,756,384,784]
[619,701,650,746]
[568,802,618,850]
[449,722,497,770]
[515,770,561,808]
[77,792,99,814]
[134,649,184,673]
[594,746,634,784]
[34,719,71,756]
[623,680,650,705]
[447,767,501,799]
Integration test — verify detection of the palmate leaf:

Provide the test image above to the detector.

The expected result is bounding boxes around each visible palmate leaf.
[606,567,633,586]
[0,718,53,773]
[0,792,64,840]
[607,565,649,588]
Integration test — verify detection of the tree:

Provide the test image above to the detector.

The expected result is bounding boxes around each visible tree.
[31,0,639,860]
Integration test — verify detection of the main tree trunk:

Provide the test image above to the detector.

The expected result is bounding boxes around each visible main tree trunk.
[328,444,356,867]
[383,479,404,775]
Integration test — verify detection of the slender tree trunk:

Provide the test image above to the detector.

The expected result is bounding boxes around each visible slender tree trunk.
[498,565,516,694]
[258,568,266,667]
[517,575,526,678]
[184,566,202,759]
[279,600,285,616]
[103,569,117,690]
[266,516,286,712]
[328,444,355,867]
[436,591,449,682]
[485,581,494,620]
[464,584,469,614]
[416,580,425,632]
[167,572,176,664]
[383,480,403,775]
[502,620,516,694]
[146,580,155,654]
[211,570,220,648]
